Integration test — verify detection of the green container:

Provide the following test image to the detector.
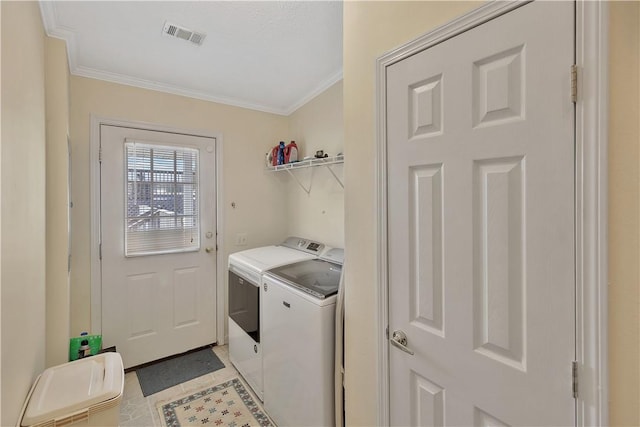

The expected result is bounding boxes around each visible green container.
[69,334,102,361]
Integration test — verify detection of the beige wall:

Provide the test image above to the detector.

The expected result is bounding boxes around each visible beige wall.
[287,80,344,248]
[45,37,71,368]
[343,2,478,424]
[344,1,640,426]
[608,2,640,425]
[69,76,290,335]
[0,1,46,425]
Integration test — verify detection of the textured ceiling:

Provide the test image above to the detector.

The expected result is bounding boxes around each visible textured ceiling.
[39,1,343,115]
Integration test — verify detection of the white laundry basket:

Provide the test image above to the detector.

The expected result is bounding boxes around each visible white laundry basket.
[19,352,124,427]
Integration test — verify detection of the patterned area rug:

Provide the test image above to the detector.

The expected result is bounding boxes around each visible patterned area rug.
[157,378,273,427]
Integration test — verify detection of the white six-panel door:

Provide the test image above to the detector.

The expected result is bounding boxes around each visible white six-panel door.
[387,2,575,425]
[100,125,217,369]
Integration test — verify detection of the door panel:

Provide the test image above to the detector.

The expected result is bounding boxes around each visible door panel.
[473,157,524,369]
[100,125,217,369]
[411,372,445,427]
[126,272,157,338]
[387,2,575,425]
[409,163,444,336]
[173,266,200,328]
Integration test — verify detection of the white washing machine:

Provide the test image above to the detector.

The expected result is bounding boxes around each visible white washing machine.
[227,237,324,401]
[262,248,344,427]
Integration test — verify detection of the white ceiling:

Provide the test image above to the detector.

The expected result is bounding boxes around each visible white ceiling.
[39,1,343,115]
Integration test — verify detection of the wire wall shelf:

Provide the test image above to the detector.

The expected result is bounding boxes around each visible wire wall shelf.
[266,155,344,194]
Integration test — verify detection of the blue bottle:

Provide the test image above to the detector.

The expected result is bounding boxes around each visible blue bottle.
[277,141,285,165]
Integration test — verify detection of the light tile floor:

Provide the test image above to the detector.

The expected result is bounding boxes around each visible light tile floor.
[119,345,263,427]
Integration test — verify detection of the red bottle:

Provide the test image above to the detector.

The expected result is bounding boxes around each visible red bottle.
[284,141,298,163]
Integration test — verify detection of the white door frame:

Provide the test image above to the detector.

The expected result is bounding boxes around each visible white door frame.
[375,1,609,426]
[89,115,227,345]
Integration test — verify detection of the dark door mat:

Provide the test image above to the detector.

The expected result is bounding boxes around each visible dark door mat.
[136,346,225,397]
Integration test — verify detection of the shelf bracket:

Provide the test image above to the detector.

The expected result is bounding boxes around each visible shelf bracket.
[326,164,344,188]
[268,155,343,194]
[284,167,312,195]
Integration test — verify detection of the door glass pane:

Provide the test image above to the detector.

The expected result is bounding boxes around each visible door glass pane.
[124,141,200,256]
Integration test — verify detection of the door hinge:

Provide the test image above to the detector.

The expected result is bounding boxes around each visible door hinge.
[99,243,102,260]
[571,64,578,103]
[98,146,103,163]
[572,360,579,398]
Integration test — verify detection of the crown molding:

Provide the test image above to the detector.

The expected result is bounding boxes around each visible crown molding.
[284,70,344,115]
[40,0,78,71]
[39,1,57,35]
[72,65,291,115]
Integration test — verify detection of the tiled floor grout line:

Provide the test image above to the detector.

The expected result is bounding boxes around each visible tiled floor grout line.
[145,391,156,426]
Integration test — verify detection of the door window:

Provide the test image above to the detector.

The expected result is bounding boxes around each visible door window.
[124,141,200,256]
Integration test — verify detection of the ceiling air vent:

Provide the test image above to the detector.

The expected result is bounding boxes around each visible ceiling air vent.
[162,21,206,46]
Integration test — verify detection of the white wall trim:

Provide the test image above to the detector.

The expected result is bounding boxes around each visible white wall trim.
[375,0,608,425]
[574,1,609,425]
[89,116,226,347]
[215,133,226,345]
[89,115,102,334]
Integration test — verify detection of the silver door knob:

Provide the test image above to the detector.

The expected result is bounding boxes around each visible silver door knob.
[205,247,214,253]
[390,330,414,355]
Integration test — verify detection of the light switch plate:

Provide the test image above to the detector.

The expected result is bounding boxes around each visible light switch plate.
[236,233,248,246]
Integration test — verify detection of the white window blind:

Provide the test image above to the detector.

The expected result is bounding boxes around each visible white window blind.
[124,141,200,256]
